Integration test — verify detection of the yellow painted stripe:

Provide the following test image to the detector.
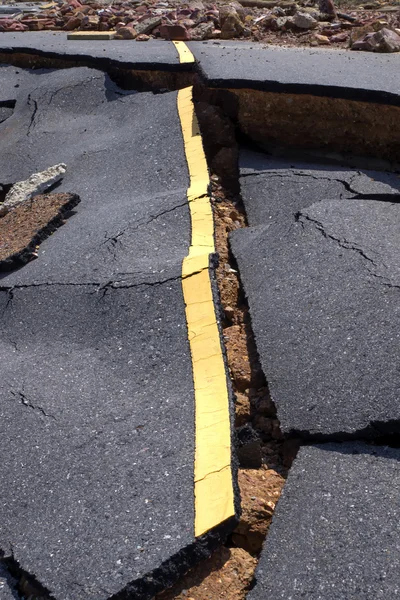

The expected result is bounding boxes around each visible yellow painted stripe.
[177,77,235,537]
[173,40,195,64]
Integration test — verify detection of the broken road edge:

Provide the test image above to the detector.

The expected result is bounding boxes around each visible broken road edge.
[175,41,239,538]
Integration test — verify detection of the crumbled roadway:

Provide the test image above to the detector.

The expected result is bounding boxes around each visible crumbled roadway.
[0,32,192,75]
[0,65,235,600]
[2,37,400,600]
[188,41,400,104]
[248,443,400,600]
[231,148,400,440]
[230,148,400,598]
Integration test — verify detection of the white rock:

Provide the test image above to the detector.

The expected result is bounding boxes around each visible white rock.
[293,11,318,29]
[0,163,67,216]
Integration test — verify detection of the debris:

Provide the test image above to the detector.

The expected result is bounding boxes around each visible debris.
[135,15,162,35]
[190,21,215,40]
[314,32,330,43]
[292,11,318,29]
[219,4,245,38]
[0,0,396,47]
[0,192,80,270]
[351,27,400,52]
[159,23,190,40]
[0,164,67,217]
[114,25,137,39]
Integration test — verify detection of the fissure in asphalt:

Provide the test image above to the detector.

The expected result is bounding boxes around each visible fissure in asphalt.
[1,52,400,600]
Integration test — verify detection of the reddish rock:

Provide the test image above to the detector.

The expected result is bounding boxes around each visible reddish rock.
[114,25,137,39]
[136,33,150,41]
[63,14,83,30]
[158,23,190,40]
[5,21,28,31]
[69,0,82,9]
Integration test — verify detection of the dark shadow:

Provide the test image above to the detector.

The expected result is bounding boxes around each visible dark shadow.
[314,439,400,461]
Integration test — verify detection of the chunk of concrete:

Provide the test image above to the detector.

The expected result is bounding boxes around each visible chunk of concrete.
[0,163,66,216]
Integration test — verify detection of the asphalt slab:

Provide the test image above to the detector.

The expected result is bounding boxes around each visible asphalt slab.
[248,443,400,600]
[239,148,400,227]
[0,66,190,286]
[0,33,188,72]
[189,42,400,105]
[231,149,400,439]
[0,66,229,600]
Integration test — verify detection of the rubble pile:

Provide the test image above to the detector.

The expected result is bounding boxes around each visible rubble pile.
[0,0,399,50]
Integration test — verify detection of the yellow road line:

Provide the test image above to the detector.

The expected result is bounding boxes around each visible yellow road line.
[177,79,235,536]
[173,41,195,64]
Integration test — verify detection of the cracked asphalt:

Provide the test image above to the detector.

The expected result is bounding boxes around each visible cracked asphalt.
[0,65,203,600]
[231,148,400,599]
[1,38,400,600]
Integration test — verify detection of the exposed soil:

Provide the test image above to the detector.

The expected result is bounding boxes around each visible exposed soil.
[156,547,257,600]
[0,192,80,270]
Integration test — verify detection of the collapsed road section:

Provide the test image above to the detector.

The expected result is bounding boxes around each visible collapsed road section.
[230,147,400,599]
[0,64,237,599]
[1,36,400,600]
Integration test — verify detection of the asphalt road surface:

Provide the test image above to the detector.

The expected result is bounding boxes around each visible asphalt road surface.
[0,65,234,600]
[1,39,400,600]
[248,443,400,600]
[231,148,400,439]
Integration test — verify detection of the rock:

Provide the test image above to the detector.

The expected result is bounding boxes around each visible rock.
[349,21,381,45]
[114,25,137,39]
[63,15,83,30]
[158,23,190,40]
[237,424,262,468]
[135,33,150,41]
[229,0,247,20]
[232,467,285,554]
[135,15,162,35]
[219,4,245,39]
[188,0,205,10]
[272,6,285,16]
[318,0,336,18]
[292,11,318,29]
[314,33,330,43]
[1,164,67,217]
[330,31,348,42]
[351,27,400,52]
[3,21,29,31]
[190,21,215,40]
[276,16,289,29]
[80,14,100,29]
[235,392,251,427]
